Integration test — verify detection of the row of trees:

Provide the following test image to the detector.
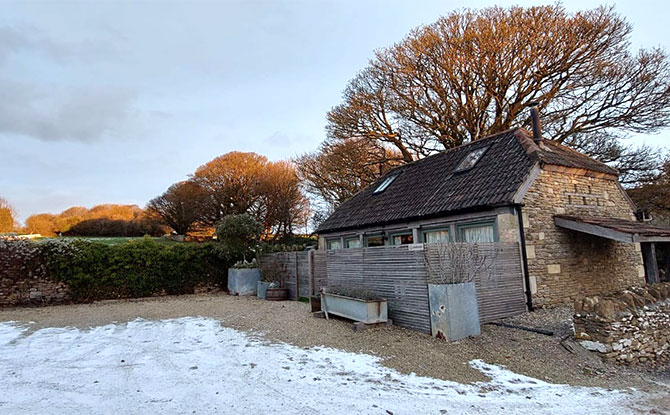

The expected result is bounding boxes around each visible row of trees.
[147,152,309,239]
[3,152,309,239]
[20,204,164,236]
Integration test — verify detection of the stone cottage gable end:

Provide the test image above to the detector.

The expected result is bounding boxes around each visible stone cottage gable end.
[521,160,645,307]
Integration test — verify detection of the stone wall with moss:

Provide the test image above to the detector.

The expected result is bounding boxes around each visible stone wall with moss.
[522,168,645,307]
[573,283,670,365]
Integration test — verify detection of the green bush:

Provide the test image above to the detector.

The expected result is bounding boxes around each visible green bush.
[215,214,263,262]
[6,237,233,302]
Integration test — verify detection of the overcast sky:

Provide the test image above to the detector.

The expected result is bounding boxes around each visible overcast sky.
[2,0,669,222]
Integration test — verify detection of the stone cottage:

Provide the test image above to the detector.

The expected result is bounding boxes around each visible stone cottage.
[316,113,670,308]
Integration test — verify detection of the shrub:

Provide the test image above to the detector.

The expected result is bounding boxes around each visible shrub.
[1,238,232,303]
[215,214,263,262]
[64,218,165,237]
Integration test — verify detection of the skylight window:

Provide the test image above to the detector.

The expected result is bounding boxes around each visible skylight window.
[455,146,489,172]
[374,175,397,193]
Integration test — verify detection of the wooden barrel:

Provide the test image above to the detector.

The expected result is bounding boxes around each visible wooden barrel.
[266,288,288,301]
[310,295,321,312]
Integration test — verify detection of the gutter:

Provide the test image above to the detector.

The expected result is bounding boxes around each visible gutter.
[515,205,534,311]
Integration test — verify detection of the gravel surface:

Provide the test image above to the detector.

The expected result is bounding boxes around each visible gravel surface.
[0,293,668,397]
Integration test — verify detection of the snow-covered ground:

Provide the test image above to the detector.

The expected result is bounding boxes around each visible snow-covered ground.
[0,317,653,414]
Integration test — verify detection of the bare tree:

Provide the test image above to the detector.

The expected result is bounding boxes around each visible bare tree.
[192,152,268,224]
[628,158,670,226]
[192,151,310,237]
[327,5,670,178]
[24,213,58,236]
[0,197,16,233]
[295,138,403,207]
[259,160,310,238]
[147,180,209,235]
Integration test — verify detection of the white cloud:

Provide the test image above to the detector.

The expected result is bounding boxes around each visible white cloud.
[0,77,138,142]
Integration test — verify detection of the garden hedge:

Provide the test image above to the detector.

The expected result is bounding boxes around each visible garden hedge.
[0,237,233,303]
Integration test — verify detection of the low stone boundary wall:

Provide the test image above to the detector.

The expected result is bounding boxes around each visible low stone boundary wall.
[573,282,670,365]
[0,276,70,307]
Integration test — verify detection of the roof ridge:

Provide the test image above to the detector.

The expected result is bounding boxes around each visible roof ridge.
[378,127,524,174]
[512,128,618,175]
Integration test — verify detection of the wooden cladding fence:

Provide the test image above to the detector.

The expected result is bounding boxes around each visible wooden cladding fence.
[321,246,431,333]
[259,243,527,333]
[258,251,313,300]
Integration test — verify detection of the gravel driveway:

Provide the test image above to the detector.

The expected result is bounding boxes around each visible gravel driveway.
[0,293,667,403]
[1,316,660,414]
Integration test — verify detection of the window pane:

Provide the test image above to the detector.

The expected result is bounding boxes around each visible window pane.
[327,239,342,250]
[455,147,489,172]
[424,230,449,243]
[345,238,361,248]
[461,225,495,243]
[365,236,384,247]
[374,175,397,193]
[392,234,413,245]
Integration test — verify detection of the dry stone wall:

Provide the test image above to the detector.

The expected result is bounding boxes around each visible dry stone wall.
[573,283,670,365]
[0,276,70,307]
[0,239,71,307]
[522,168,645,307]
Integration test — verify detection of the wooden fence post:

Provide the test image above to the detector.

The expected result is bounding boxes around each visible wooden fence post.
[308,249,314,297]
[294,251,299,300]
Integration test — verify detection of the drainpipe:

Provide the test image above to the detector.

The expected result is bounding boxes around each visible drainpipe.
[515,205,534,311]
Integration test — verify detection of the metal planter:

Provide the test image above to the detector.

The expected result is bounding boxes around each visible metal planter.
[228,268,262,296]
[428,282,481,341]
[257,281,269,299]
[321,293,388,324]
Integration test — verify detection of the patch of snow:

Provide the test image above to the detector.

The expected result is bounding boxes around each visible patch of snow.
[0,317,652,414]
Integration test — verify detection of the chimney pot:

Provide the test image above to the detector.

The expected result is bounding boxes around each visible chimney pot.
[526,102,542,144]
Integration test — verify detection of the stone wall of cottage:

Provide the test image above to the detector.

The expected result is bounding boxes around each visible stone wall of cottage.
[522,168,645,307]
[574,283,670,365]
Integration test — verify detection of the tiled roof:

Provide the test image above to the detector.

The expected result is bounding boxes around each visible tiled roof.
[317,128,619,234]
[534,140,619,176]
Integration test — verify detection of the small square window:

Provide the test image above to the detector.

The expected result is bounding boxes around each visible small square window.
[345,237,361,248]
[423,229,449,243]
[364,235,385,247]
[391,233,414,245]
[458,222,496,243]
[455,147,489,172]
[374,175,397,193]
[326,239,342,250]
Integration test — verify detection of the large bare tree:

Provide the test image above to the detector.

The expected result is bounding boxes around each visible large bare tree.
[295,138,402,207]
[192,151,309,236]
[259,160,310,237]
[327,5,670,182]
[192,152,268,224]
[147,180,209,235]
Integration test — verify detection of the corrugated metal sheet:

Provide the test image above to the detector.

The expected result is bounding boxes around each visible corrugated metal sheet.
[423,243,527,322]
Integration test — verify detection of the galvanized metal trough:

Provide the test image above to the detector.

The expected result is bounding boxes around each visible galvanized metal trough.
[321,292,388,324]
